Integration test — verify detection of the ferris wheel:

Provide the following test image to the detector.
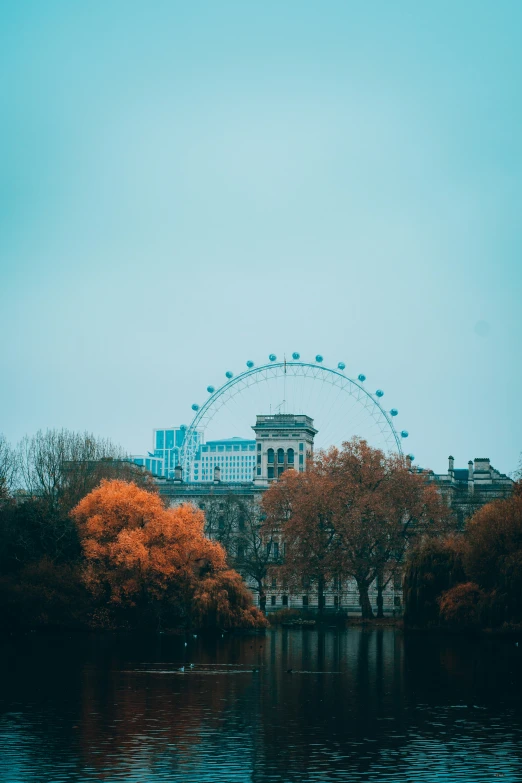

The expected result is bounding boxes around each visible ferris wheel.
[180,353,412,478]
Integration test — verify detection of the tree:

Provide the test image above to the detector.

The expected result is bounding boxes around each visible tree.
[463,489,522,626]
[232,498,274,612]
[263,438,453,619]
[402,536,466,627]
[438,582,484,629]
[18,428,155,513]
[202,493,244,554]
[262,469,337,615]
[0,434,17,500]
[5,429,156,566]
[72,480,266,630]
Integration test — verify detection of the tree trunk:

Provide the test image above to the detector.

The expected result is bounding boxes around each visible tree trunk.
[258,581,266,615]
[376,585,384,619]
[357,581,374,620]
[376,570,384,618]
[317,575,325,617]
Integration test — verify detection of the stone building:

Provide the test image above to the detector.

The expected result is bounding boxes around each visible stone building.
[157,414,514,615]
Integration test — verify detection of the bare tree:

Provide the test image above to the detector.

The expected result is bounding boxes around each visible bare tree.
[201,494,274,612]
[17,428,155,512]
[0,434,18,500]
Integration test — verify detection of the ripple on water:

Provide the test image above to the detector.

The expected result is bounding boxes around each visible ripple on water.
[1,629,522,782]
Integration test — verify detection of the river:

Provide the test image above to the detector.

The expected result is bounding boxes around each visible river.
[1,627,521,782]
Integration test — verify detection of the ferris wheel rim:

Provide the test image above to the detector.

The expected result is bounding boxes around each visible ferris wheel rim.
[180,359,406,475]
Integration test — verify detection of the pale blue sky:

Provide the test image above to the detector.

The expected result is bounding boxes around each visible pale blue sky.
[1,1,521,473]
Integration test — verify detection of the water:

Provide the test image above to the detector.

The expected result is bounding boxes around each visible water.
[1,628,521,782]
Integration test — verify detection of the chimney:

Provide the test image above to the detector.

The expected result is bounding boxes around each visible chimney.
[214,464,221,483]
[473,457,491,485]
[467,460,474,494]
[448,455,454,479]
[174,464,183,483]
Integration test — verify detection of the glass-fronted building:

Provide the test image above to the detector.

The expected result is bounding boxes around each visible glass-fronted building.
[132,428,255,482]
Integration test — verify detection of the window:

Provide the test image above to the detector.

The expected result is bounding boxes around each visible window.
[257,443,261,450]
[257,455,261,465]
[287,448,294,465]
[334,595,339,609]
[267,448,274,464]
[277,448,284,464]
[277,466,284,477]
[302,595,309,607]
[271,595,276,606]
[267,466,274,479]
[299,454,304,465]
[394,596,401,607]
[257,467,261,475]
[299,443,304,451]
[282,595,288,607]
[273,542,279,559]
[271,576,277,588]
[156,430,165,449]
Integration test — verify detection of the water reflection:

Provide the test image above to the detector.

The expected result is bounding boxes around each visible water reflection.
[1,629,521,782]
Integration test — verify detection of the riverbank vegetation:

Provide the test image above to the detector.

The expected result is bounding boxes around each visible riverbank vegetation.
[0,430,266,632]
[404,486,522,632]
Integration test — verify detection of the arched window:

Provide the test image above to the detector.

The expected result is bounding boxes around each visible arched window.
[277,448,284,464]
[287,448,294,465]
[267,448,274,464]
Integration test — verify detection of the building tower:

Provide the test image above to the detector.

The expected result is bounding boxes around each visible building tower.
[252,413,317,485]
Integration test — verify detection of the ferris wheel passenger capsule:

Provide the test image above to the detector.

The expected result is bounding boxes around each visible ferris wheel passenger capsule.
[338,362,346,370]
[246,360,254,368]
[408,454,415,461]
[269,354,277,362]
[390,409,398,416]
[225,371,234,379]
[292,352,300,360]
[191,404,199,411]
[358,374,366,382]
[315,354,323,363]
[206,386,215,394]
[401,430,409,438]
[375,389,384,397]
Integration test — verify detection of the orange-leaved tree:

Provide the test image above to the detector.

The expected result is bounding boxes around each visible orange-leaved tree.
[263,438,453,618]
[462,487,522,626]
[71,479,266,630]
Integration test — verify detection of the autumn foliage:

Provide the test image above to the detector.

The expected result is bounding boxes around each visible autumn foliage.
[404,486,522,630]
[71,480,266,630]
[262,438,453,618]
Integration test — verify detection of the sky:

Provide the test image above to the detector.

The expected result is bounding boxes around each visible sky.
[1,0,521,475]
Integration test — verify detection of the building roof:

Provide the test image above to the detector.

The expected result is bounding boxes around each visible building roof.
[205,437,255,445]
[453,469,469,482]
